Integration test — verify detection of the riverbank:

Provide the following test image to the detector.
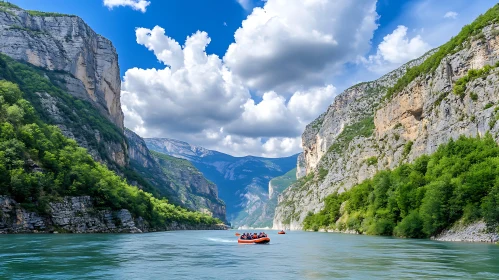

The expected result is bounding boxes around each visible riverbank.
[307,223,499,244]
[0,196,226,234]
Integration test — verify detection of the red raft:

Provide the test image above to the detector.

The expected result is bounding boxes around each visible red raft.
[238,237,270,244]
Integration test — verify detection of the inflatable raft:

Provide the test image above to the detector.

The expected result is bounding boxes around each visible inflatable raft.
[238,237,270,244]
[278,231,286,234]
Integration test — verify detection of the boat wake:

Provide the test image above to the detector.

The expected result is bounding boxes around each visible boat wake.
[206,237,236,243]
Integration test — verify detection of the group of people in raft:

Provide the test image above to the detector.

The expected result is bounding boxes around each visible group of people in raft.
[240,232,268,240]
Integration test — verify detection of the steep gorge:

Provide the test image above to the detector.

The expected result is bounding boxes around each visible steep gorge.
[145,138,297,228]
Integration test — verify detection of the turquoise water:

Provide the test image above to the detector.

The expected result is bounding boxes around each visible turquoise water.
[1,230,498,279]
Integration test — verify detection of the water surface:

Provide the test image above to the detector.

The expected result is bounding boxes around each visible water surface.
[1,230,498,279]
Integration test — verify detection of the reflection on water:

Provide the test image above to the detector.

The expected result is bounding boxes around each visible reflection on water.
[1,230,498,279]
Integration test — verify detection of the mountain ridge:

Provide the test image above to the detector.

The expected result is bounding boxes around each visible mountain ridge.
[144,137,298,227]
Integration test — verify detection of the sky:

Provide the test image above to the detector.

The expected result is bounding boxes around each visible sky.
[9,0,499,157]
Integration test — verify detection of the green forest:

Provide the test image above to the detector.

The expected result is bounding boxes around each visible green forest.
[0,76,221,228]
[303,136,499,238]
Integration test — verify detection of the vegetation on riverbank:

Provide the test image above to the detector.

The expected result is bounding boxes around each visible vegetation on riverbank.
[0,79,221,228]
[303,136,499,238]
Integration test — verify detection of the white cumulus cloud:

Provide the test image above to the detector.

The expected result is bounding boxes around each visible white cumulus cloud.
[224,0,379,92]
[377,25,430,64]
[122,0,381,157]
[361,25,431,74]
[103,0,150,13]
[122,27,250,137]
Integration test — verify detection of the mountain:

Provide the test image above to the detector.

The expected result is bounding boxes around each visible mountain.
[273,4,499,241]
[0,3,224,232]
[125,129,226,221]
[144,138,298,228]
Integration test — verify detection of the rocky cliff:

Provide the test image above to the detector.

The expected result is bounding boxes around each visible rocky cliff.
[274,19,499,231]
[0,5,123,129]
[125,129,227,222]
[0,196,225,234]
[0,4,126,168]
[241,168,297,229]
[145,138,297,228]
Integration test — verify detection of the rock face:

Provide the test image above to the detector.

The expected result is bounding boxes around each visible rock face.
[296,153,306,179]
[0,196,140,233]
[144,138,297,228]
[274,23,499,231]
[0,196,225,234]
[244,168,297,229]
[0,7,123,129]
[0,6,126,168]
[125,129,227,222]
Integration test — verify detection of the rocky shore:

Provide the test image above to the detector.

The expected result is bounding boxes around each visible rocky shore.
[308,222,498,244]
[0,196,226,234]
[431,221,499,243]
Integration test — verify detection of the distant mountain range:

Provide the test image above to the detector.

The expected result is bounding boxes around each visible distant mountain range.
[145,138,298,227]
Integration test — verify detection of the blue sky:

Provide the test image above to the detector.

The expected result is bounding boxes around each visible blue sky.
[9,0,499,157]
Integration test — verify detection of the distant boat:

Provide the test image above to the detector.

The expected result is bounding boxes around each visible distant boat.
[278,230,286,234]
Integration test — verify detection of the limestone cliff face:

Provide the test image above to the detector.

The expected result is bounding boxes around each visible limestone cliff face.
[0,6,126,168]
[0,196,225,233]
[125,129,227,222]
[0,7,123,129]
[296,153,306,179]
[274,24,499,230]
[301,52,434,174]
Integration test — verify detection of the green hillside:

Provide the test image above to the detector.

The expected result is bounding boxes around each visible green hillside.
[0,55,220,228]
[304,136,499,237]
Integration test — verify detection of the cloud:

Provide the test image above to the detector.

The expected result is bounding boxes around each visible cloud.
[444,11,458,19]
[224,85,335,138]
[221,135,301,158]
[121,26,338,156]
[236,0,253,11]
[103,0,150,12]
[224,0,379,92]
[122,0,382,157]
[377,25,430,64]
[122,27,250,137]
[360,25,431,74]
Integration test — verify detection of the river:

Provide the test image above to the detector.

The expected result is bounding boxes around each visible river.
[1,230,498,279]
